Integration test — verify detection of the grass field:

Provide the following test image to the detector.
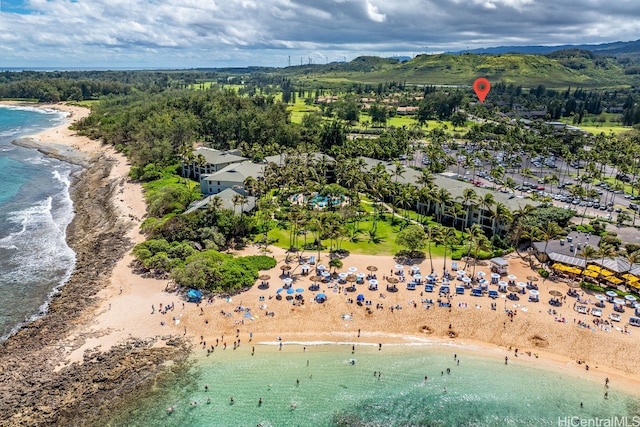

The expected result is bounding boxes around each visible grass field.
[558,113,634,135]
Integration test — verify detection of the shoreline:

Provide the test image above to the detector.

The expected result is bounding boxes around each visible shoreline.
[0,102,191,427]
[0,101,639,424]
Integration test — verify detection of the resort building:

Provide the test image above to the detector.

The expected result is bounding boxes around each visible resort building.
[531,232,602,268]
[200,161,265,196]
[360,157,537,236]
[185,188,257,215]
[183,147,247,181]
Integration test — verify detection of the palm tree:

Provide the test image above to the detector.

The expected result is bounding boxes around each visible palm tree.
[435,226,458,274]
[490,202,513,236]
[424,224,436,274]
[434,187,452,224]
[465,224,490,277]
[579,244,597,271]
[458,188,478,230]
[540,221,563,256]
[597,243,617,272]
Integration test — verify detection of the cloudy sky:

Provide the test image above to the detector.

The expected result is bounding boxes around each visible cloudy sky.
[0,0,638,69]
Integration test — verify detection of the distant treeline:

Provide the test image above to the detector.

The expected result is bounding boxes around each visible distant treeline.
[0,69,223,101]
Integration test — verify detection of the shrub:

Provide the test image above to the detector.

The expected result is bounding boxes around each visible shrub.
[538,269,550,278]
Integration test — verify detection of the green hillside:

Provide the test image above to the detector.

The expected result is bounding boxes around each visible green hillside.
[289,53,638,88]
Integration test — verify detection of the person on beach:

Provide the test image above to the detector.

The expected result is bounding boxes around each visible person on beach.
[258,397,262,406]
[151,305,155,314]
[505,356,508,365]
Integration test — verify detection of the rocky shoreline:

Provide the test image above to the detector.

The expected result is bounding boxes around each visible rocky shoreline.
[0,152,191,426]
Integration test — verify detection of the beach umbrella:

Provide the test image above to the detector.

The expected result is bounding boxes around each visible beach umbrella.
[625,295,637,303]
[414,274,422,280]
[491,273,501,279]
[462,277,472,284]
[301,264,310,271]
[316,293,327,302]
[367,266,378,272]
[338,272,348,279]
[526,275,539,281]
[477,271,486,277]
[595,294,606,301]
[348,267,358,273]
[296,288,304,293]
[457,269,466,276]
[507,285,520,293]
[529,289,539,295]
[567,282,581,288]
[369,279,378,286]
[346,275,357,283]
[259,274,271,281]
[356,272,366,279]
[613,298,626,305]
[498,281,508,287]
[387,277,399,284]
[286,288,295,295]
[317,264,326,271]
[283,277,293,285]
[549,290,562,297]
[507,274,517,280]
[478,278,487,285]
[606,290,618,298]
[517,282,527,288]
[280,265,292,271]
[310,275,322,282]
[395,264,404,271]
[411,266,421,272]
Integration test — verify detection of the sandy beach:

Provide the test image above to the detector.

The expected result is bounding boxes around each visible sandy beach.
[1,101,640,425]
[41,99,637,387]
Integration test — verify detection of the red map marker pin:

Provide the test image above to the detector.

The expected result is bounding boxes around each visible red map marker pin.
[473,78,491,103]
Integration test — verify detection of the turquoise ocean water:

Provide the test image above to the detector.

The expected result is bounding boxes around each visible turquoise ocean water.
[0,105,78,340]
[107,343,639,427]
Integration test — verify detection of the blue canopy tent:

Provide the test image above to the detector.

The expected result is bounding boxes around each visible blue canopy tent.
[357,293,365,302]
[316,293,327,303]
[186,289,203,303]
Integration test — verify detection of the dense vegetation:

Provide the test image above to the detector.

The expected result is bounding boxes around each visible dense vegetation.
[6,51,635,294]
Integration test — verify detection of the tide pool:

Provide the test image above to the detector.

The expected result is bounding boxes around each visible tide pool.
[104,343,639,426]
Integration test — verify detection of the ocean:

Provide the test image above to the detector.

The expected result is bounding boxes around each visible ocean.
[106,343,639,427]
[0,105,78,340]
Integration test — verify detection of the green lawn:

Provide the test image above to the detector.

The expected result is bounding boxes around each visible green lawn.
[264,212,449,257]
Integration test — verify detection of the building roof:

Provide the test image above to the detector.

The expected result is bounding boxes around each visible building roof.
[264,152,335,167]
[532,232,601,261]
[548,252,586,268]
[489,257,509,267]
[359,157,537,211]
[593,257,631,274]
[201,161,265,183]
[194,147,247,165]
[185,188,256,215]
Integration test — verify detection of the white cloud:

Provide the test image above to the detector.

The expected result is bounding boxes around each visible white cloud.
[0,0,637,68]
[366,1,386,23]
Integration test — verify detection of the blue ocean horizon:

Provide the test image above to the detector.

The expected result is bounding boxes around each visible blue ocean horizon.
[0,105,79,340]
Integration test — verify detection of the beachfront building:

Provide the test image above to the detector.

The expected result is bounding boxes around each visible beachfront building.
[183,147,247,181]
[200,161,266,196]
[360,157,537,236]
[185,188,257,215]
[265,152,336,182]
[531,232,601,268]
